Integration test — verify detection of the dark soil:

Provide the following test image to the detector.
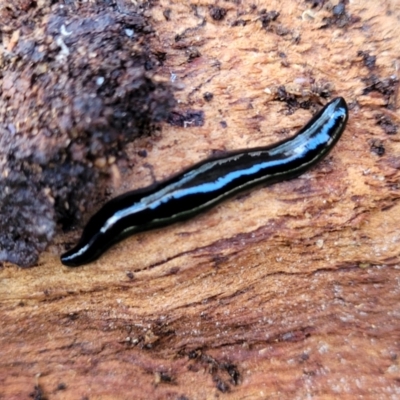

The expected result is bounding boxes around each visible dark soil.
[0,1,175,266]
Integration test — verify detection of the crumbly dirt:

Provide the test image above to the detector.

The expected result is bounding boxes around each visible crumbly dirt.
[0,0,175,266]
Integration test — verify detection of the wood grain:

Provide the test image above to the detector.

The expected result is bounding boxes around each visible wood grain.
[1,1,400,398]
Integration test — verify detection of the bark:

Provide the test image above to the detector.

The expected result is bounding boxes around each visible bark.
[1,0,400,399]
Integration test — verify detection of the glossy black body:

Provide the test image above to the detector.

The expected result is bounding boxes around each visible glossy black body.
[61,97,348,266]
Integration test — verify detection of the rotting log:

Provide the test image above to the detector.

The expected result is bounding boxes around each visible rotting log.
[1,1,400,398]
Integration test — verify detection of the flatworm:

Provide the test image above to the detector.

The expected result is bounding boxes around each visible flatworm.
[61,97,348,266]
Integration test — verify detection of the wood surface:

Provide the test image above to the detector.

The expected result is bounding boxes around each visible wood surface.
[1,0,400,398]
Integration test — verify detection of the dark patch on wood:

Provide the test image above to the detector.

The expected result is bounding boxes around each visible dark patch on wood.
[231,19,247,27]
[167,110,205,127]
[223,363,241,385]
[213,376,230,393]
[320,1,361,28]
[357,51,377,70]
[188,349,202,359]
[273,85,331,113]
[186,350,241,392]
[304,0,329,7]
[310,81,334,99]
[333,3,346,16]
[299,352,310,362]
[276,85,297,107]
[185,46,201,62]
[370,139,385,156]
[362,74,398,103]
[203,92,214,102]
[209,6,227,21]
[66,312,80,321]
[259,9,280,29]
[138,150,148,158]
[30,385,47,400]
[258,9,295,39]
[163,8,171,21]
[279,327,313,342]
[168,267,180,275]
[154,370,176,385]
[126,271,135,280]
[159,371,174,383]
[375,114,398,135]
[56,383,67,391]
[137,320,178,349]
[174,19,206,42]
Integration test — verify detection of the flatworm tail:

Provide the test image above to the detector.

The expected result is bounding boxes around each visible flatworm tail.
[61,97,348,266]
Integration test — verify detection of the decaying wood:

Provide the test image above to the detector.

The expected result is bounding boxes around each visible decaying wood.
[1,0,400,398]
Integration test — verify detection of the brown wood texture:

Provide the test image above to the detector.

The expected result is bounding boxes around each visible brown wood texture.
[2,1,400,398]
